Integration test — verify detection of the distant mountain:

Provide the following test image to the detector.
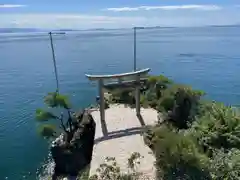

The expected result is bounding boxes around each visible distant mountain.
[1,25,239,34]
[0,28,43,33]
[56,29,79,32]
[208,24,240,28]
[144,26,177,29]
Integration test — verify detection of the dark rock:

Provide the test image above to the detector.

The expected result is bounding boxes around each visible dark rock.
[51,112,96,178]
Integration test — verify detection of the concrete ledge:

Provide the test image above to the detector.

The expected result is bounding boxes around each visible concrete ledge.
[89,104,158,179]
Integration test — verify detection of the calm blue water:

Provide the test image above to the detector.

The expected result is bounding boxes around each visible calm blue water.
[0,26,240,179]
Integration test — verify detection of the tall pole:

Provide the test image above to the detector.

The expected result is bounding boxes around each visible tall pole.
[133,27,137,71]
[49,32,59,92]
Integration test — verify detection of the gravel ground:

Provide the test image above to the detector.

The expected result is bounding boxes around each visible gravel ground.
[90,104,158,179]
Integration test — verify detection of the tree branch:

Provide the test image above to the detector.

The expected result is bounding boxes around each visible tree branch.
[59,113,68,133]
[67,109,73,133]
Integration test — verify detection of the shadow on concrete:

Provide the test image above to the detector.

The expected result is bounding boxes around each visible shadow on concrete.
[96,113,147,144]
[94,126,146,144]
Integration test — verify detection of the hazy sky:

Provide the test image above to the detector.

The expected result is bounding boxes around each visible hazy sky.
[1,0,240,29]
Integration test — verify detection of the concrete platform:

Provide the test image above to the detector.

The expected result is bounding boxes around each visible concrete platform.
[89,104,158,179]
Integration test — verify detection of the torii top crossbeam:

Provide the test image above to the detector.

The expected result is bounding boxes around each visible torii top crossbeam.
[85,68,151,123]
[85,68,150,80]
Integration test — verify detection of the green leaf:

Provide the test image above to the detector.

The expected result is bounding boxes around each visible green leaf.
[38,124,56,138]
[147,75,173,86]
[44,92,70,109]
[36,109,56,121]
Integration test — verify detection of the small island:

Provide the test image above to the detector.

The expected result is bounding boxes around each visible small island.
[36,73,240,180]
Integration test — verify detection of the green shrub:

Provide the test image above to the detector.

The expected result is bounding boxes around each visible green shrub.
[156,85,204,129]
[147,75,173,90]
[210,149,240,180]
[36,92,76,141]
[156,87,176,112]
[108,89,135,105]
[192,103,240,154]
[168,87,203,129]
[144,89,158,108]
[144,126,210,180]
[196,100,217,118]
[140,94,149,108]
[141,75,173,108]
[89,153,146,180]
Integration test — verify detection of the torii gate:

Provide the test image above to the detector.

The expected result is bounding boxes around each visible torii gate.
[85,68,151,123]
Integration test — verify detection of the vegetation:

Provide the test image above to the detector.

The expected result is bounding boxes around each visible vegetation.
[192,103,240,153]
[37,74,240,179]
[74,152,147,180]
[88,153,148,180]
[107,74,205,129]
[36,92,97,179]
[144,126,210,180]
[36,92,78,142]
[107,74,240,179]
[210,148,240,179]
[108,89,135,105]
[159,85,204,129]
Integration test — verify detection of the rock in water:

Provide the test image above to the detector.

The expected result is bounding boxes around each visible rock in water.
[51,112,96,178]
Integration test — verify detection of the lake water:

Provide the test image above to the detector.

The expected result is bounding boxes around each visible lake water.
[0,26,240,179]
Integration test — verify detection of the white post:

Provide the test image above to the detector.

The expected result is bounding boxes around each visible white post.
[99,79,105,122]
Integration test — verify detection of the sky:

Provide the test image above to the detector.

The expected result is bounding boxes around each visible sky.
[0,0,240,29]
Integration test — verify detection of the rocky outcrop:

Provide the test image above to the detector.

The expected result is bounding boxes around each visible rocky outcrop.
[51,111,96,178]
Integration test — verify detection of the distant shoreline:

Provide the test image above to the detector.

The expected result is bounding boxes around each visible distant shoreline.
[1,24,239,34]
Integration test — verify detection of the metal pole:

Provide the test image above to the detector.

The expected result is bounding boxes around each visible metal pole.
[133,27,137,71]
[49,32,59,92]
